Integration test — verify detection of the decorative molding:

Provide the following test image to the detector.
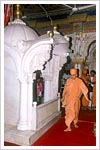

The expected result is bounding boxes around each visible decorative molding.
[8,19,26,25]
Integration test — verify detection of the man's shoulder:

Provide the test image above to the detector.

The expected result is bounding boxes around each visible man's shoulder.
[76,77,83,82]
[67,77,71,81]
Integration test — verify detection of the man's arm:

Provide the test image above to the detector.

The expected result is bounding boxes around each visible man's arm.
[80,80,90,102]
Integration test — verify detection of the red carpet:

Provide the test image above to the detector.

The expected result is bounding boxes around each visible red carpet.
[4,110,96,146]
[33,110,96,146]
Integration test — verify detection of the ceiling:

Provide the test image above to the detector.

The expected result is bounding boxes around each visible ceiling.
[20,4,96,22]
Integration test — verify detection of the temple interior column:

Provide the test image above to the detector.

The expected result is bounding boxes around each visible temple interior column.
[43,75,51,102]
[27,73,34,129]
[17,81,28,130]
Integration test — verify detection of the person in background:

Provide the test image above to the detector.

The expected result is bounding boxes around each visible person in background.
[80,68,90,110]
[62,69,70,87]
[61,68,89,132]
[90,70,96,110]
[36,78,43,105]
[60,69,70,98]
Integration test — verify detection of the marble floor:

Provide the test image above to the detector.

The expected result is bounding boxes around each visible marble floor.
[4,115,60,146]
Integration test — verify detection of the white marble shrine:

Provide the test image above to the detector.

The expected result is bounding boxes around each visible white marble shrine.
[4,19,69,145]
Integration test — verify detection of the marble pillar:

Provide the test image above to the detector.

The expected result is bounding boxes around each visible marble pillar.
[43,75,52,102]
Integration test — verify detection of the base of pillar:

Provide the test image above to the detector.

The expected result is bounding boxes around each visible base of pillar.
[17,121,32,130]
[4,113,61,146]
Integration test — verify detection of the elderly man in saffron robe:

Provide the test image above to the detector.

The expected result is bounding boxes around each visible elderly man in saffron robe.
[61,68,89,132]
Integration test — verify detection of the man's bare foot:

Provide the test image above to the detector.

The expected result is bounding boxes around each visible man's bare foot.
[74,124,78,128]
[64,128,72,132]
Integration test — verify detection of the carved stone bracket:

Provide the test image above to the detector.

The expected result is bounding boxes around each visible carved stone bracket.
[18,38,53,83]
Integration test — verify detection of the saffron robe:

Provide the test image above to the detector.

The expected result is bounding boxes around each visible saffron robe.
[61,77,88,127]
[92,76,96,107]
[80,74,89,107]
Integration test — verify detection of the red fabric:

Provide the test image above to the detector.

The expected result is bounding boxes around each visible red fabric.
[4,142,19,146]
[92,76,96,107]
[4,4,10,27]
[33,119,96,146]
[37,82,43,96]
[33,110,96,146]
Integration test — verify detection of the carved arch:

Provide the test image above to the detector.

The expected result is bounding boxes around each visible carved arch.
[87,40,96,59]
[83,33,96,58]
[20,39,53,82]
[85,39,96,71]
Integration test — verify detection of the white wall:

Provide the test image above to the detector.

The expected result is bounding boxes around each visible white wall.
[4,53,20,125]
